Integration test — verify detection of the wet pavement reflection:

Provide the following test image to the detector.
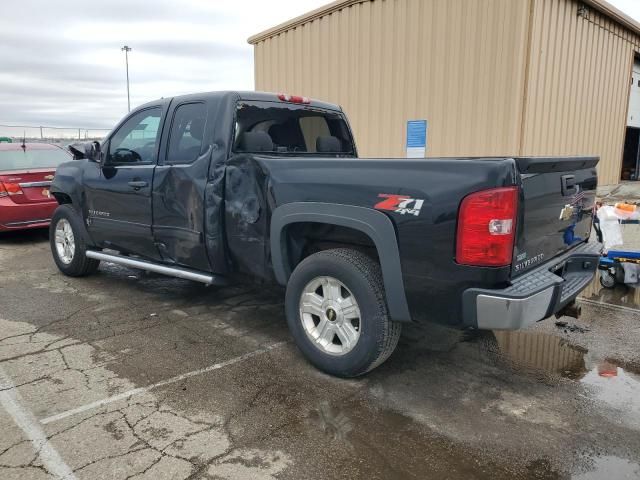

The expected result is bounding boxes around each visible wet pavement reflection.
[490,329,640,404]
[492,330,588,380]
[372,320,640,479]
[487,330,640,479]
[581,274,640,310]
[581,362,640,430]
[572,456,640,480]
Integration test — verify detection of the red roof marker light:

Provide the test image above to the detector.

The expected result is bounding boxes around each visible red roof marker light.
[277,93,311,104]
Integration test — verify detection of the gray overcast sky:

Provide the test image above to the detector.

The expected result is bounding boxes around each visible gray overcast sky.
[0,0,329,133]
[0,0,639,134]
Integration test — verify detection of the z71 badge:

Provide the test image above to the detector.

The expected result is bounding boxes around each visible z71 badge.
[375,194,425,217]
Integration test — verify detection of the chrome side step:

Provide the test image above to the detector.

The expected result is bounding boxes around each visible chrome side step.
[86,250,225,285]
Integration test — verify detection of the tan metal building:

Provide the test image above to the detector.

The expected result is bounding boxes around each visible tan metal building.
[249,0,640,186]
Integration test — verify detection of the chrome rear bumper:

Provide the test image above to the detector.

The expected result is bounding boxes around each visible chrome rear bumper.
[463,242,602,330]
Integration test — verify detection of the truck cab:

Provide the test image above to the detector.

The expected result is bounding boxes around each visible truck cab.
[57,92,355,274]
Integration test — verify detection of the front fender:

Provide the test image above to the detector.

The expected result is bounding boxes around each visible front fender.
[50,160,86,213]
[50,160,94,246]
[270,202,412,322]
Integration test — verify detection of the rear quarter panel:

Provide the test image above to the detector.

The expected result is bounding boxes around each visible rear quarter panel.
[249,156,519,325]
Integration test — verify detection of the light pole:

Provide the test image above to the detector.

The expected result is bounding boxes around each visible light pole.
[121,45,132,112]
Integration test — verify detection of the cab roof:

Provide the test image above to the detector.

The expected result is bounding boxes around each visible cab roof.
[136,91,343,114]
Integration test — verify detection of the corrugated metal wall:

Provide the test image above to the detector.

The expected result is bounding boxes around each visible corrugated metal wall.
[522,0,640,185]
[254,0,531,158]
[253,0,640,185]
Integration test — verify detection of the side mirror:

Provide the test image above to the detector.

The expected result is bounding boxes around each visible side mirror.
[68,141,101,163]
[86,141,101,163]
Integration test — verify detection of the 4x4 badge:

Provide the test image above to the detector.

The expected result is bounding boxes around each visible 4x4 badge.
[375,194,425,217]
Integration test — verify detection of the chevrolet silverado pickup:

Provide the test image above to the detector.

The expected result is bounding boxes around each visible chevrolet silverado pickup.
[49,91,602,377]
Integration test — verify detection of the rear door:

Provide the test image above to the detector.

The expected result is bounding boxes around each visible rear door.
[83,105,166,259]
[512,157,598,276]
[152,100,212,270]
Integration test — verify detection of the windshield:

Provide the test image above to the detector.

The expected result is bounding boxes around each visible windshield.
[0,147,71,171]
[234,101,355,156]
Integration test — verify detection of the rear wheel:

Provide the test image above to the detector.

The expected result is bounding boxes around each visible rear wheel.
[285,248,401,377]
[50,205,100,277]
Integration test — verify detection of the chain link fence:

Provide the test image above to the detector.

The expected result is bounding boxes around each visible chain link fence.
[0,124,110,146]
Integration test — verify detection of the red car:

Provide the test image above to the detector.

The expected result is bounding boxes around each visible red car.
[0,142,72,232]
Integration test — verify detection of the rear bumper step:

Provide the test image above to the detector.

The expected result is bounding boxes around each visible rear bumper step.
[86,250,226,286]
[462,242,602,330]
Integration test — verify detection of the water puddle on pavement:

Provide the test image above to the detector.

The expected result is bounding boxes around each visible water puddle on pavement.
[369,324,640,479]
[580,360,640,430]
[489,328,640,426]
[490,330,589,380]
[581,275,640,310]
[477,330,640,478]
[572,455,640,479]
[490,329,640,386]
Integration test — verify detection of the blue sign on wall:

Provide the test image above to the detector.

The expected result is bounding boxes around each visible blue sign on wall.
[406,120,427,158]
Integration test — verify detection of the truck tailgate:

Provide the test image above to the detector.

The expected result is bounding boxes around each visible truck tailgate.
[512,157,598,277]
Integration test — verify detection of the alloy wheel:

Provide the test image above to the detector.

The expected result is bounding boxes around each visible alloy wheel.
[54,218,75,265]
[299,276,362,356]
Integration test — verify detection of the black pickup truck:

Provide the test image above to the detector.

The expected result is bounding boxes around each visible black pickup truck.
[49,91,601,377]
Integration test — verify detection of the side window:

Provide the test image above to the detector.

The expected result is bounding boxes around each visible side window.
[166,103,207,165]
[108,108,161,165]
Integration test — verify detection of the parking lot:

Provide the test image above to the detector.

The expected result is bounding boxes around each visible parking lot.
[0,229,639,479]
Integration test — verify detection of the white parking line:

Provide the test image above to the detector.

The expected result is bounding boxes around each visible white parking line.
[40,341,286,425]
[0,367,77,480]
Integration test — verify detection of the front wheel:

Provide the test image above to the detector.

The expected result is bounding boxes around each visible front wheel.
[50,205,100,277]
[285,249,401,377]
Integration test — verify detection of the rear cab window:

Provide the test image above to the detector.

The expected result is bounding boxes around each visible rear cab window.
[233,101,355,156]
[0,146,71,172]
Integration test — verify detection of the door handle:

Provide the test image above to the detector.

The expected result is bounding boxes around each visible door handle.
[128,180,148,190]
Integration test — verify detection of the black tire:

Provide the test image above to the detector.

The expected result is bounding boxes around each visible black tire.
[285,248,401,377]
[599,270,616,289]
[50,205,100,277]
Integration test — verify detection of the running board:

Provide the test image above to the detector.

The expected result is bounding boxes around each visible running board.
[86,250,225,285]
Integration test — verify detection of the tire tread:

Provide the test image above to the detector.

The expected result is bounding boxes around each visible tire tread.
[328,249,401,373]
[287,248,401,376]
[50,205,100,277]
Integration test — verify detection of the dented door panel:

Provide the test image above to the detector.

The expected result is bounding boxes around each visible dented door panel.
[223,155,270,279]
[152,158,211,268]
[152,98,215,270]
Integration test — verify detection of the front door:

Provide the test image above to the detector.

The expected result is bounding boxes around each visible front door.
[84,106,163,259]
[152,101,212,270]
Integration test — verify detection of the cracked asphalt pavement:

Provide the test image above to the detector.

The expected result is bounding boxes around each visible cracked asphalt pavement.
[1,229,640,479]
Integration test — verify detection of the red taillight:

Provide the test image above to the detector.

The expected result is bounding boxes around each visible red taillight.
[277,93,311,104]
[456,187,519,267]
[0,182,23,197]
